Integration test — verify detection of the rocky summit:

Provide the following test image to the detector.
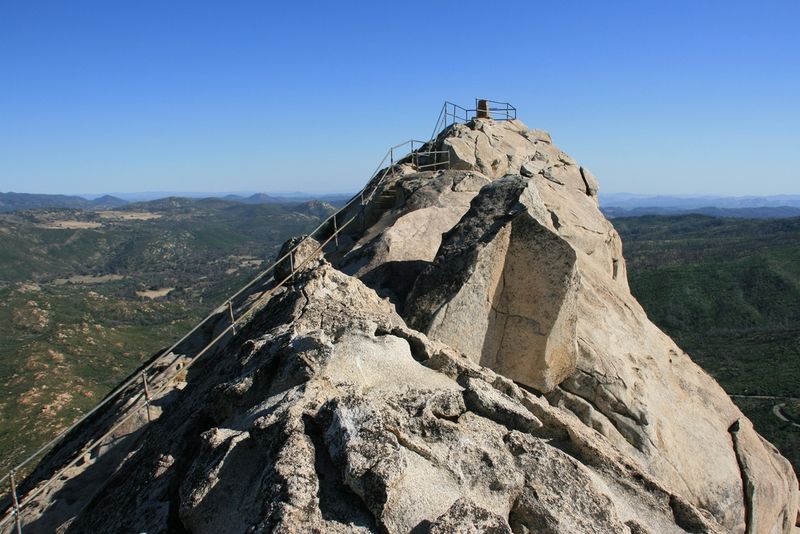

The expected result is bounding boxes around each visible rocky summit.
[11,116,799,533]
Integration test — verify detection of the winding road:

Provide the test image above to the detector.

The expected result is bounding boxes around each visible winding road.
[771,403,800,429]
[729,394,800,429]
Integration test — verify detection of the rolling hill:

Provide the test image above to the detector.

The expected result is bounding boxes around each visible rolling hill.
[0,198,335,474]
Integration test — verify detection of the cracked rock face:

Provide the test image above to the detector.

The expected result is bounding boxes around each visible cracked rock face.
[338,169,489,311]
[20,117,798,533]
[405,176,579,393]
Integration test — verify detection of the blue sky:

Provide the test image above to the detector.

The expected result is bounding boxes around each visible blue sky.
[1,1,798,196]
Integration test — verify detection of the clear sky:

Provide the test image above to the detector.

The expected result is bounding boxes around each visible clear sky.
[1,1,798,196]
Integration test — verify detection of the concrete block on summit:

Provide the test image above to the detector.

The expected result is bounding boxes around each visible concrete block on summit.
[476,99,490,119]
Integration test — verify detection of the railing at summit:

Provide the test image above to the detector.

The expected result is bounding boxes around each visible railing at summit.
[430,98,517,141]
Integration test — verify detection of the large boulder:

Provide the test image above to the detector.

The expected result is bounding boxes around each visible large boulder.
[405,176,579,393]
[338,170,490,309]
[274,234,322,281]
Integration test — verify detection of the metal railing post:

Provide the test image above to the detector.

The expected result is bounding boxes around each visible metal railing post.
[141,372,152,423]
[227,300,236,335]
[332,214,339,248]
[10,471,22,534]
[289,251,295,280]
[359,190,366,231]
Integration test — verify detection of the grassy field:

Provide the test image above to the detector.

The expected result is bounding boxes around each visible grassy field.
[614,214,800,474]
[0,199,334,474]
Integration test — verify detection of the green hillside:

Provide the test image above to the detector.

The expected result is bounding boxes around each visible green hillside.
[0,200,334,474]
[614,214,800,474]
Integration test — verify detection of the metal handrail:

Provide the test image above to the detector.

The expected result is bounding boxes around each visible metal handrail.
[430,99,516,140]
[0,98,487,529]
[475,98,517,120]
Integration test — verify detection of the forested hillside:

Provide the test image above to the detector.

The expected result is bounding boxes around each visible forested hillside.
[0,199,335,474]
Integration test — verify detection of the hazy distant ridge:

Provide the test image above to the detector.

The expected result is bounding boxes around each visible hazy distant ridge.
[601,193,800,218]
[11,190,800,216]
[0,191,353,213]
[601,193,800,209]
[603,206,800,219]
[0,192,127,213]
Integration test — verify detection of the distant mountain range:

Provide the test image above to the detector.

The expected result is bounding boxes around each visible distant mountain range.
[6,190,800,217]
[600,193,800,218]
[603,206,800,219]
[601,193,800,209]
[219,192,351,205]
[0,192,353,213]
[255,192,354,204]
[0,192,128,213]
